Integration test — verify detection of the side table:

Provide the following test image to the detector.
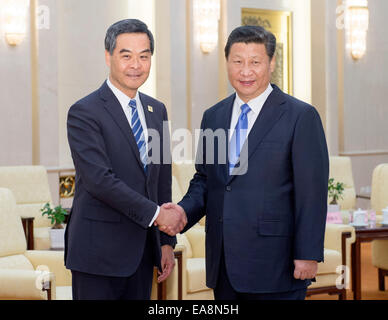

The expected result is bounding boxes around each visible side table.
[351,224,388,300]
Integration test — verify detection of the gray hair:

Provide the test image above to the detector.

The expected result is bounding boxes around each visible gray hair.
[224,25,276,60]
[105,19,154,55]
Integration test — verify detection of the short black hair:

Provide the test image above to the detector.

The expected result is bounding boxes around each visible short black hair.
[105,19,154,55]
[224,25,276,60]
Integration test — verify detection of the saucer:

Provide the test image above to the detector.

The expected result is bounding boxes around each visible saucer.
[350,222,368,227]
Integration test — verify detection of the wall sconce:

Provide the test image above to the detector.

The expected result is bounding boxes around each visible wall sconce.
[194,0,220,54]
[2,0,29,46]
[345,0,369,60]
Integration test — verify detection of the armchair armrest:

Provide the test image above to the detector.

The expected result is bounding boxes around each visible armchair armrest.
[356,193,371,200]
[324,224,355,252]
[24,250,72,287]
[185,225,205,258]
[0,269,54,300]
[324,223,355,269]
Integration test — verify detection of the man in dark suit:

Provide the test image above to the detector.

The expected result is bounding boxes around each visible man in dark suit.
[66,19,186,300]
[164,25,329,300]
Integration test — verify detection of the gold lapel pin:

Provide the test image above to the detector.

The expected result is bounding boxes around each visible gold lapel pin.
[148,106,153,113]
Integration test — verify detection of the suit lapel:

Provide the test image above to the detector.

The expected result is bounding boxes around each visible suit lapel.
[139,92,157,182]
[99,82,145,174]
[227,85,287,183]
[212,94,235,184]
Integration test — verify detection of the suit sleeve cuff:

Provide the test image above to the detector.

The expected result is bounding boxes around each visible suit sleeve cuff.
[148,205,160,227]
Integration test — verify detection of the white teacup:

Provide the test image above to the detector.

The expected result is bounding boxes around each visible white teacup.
[382,207,388,225]
[353,208,367,225]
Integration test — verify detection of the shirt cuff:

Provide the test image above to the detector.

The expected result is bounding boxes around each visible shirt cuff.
[149,205,160,227]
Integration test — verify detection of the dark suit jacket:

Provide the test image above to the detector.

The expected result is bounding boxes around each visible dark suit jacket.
[65,81,175,277]
[179,84,329,293]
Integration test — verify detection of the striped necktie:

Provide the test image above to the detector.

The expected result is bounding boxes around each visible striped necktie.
[129,99,147,172]
[229,103,251,175]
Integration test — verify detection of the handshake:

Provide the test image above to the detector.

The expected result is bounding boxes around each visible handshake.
[154,203,187,236]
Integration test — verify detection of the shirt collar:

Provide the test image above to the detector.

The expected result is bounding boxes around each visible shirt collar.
[235,83,273,115]
[106,78,140,109]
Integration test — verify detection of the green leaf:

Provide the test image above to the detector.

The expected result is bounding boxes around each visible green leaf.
[41,202,67,227]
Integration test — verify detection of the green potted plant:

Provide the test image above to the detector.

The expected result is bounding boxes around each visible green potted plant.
[328,178,345,212]
[41,203,67,249]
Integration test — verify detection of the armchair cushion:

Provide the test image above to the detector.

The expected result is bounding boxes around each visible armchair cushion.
[338,188,356,211]
[317,249,341,275]
[0,166,52,204]
[185,226,205,258]
[0,254,34,270]
[24,250,72,287]
[372,239,388,270]
[175,231,213,299]
[0,189,27,256]
[33,227,51,250]
[371,164,388,215]
[186,258,207,293]
[329,156,356,210]
[172,175,183,204]
[177,234,193,259]
[371,164,388,274]
[172,163,196,195]
[308,224,355,295]
[324,223,355,270]
[0,166,53,251]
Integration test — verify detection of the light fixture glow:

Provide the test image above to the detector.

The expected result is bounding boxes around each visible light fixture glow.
[2,0,29,46]
[345,0,369,60]
[194,0,220,54]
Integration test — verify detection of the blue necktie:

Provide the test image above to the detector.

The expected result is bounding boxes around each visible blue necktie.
[129,99,147,172]
[229,103,251,175]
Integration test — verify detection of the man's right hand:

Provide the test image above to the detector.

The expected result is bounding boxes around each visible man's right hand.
[154,203,187,236]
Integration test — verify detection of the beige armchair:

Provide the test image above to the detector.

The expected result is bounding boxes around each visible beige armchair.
[177,226,213,299]
[371,163,388,291]
[307,223,355,300]
[0,188,72,300]
[172,162,196,203]
[0,166,53,250]
[161,226,213,300]
[172,163,205,226]
[329,156,356,210]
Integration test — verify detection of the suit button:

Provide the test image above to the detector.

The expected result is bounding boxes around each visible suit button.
[226,185,232,192]
[219,218,223,222]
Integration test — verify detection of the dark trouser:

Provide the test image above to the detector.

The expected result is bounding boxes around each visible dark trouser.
[214,248,307,300]
[72,230,155,300]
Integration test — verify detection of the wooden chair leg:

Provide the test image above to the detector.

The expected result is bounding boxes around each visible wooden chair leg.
[378,268,386,291]
[339,289,346,300]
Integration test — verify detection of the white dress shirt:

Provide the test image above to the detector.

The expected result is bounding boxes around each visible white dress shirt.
[107,78,160,227]
[107,78,149,146]
[229,83,273,141]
